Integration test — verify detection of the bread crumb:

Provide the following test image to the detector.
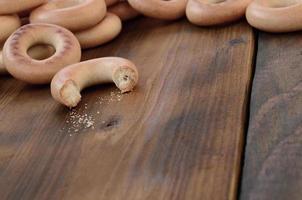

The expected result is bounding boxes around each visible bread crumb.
[61,89,125,136]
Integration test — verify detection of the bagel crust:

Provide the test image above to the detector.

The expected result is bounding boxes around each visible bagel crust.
[128,0,187,20]
[246,0,302,32]
[186,0,252,26]
[0,15,21,43]
[0,0,46,15]
[75,13,122,49]
[30,0,107,31]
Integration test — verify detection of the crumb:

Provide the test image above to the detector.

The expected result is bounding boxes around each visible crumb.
[61,89,126,135]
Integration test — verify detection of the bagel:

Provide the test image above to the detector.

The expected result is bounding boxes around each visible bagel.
[108,1,141,21]
[0,15,21,43]
[128,0,187,20]
[0,0,46,15]
[3,23,81,84]
[75,13,122,49]
[51,57,139,107]
[186,0,252,26]
[30,0,107,31]
[246,0,302,32]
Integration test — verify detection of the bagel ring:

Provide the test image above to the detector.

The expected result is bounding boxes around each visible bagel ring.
[128,0,187,20]
[30,0,107,31]
[0,15,21,43]
[3,23,81,84]
[75,13,122,49]
[51,57,139,107]
[246,0,302,32]
[186,0,252,26]
[108,1,141,21]
[0,0,46,15]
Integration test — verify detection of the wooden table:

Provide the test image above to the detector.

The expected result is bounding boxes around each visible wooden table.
[0,17,301,200]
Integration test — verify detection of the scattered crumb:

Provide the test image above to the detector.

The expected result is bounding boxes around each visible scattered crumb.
[97,89,124,105]
[60,89,125,136]
[62,109,95,136]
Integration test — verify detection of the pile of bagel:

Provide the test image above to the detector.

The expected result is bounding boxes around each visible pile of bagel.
[110,0,302,33]
[0,0,140,108]
[0,0,300,107]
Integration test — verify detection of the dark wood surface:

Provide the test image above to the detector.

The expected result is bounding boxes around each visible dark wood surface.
[0,18,255,200]
[240,32,302,200]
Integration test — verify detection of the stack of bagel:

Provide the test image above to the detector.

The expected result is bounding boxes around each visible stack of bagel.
[0,0,140,107]
[1,0,300,52]
[0,0,142,76]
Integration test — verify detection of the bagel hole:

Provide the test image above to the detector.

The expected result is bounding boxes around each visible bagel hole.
[27,44,56,60]
[264,0,300,7]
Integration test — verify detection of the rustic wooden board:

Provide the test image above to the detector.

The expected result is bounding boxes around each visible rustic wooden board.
[240,32,302,200]
[0,18,254,200]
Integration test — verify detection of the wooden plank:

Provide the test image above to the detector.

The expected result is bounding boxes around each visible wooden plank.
[240,32,302,200]
[0,18,254,200]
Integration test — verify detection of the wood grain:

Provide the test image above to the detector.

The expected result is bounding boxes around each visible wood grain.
[240,32,302,200]
[0,18,254,200]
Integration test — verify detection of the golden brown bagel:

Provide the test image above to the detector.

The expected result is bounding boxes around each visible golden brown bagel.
[3,23,81,84]
[0,15,21,43]
[246,0,302,32]
[51,57,139,107]
[128,0,187,20]
[75,13,122,49]
[186,0,252,26]
[30,0,107,31]
[0,0,46,15]
[108,1,140,21]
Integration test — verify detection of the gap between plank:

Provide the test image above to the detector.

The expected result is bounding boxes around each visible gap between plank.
[236,28,259,200]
